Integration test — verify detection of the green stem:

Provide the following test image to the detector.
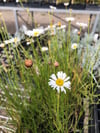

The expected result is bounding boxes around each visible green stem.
[80,26,82,35]
[67,21,71,63]
[57,93,60,118]
[88,18,90,35]
[56,93,61,132]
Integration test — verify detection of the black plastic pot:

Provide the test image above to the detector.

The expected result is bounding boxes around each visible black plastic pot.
[67,3,86,9]
[93,104,100,133]
[86,4,100,10]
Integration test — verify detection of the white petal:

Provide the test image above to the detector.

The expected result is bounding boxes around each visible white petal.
[56,86,60,93]
[50,74,57,81]
[61,86,66,94]
[48,79,57,89]
[49,80,55,85]
[57,71,63,79]
[62,73,66,80]
[49,80,54,85]
[60,71,63,79]
[57,71,60,78]
[49,79,54,83]
[64,76,70,82]
[64,81,71,89]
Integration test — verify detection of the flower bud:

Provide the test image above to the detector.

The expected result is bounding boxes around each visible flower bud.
[54,61,59,67]
[25,59,33,68]
[77,31,80,36]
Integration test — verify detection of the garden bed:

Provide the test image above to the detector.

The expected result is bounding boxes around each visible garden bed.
[0,5,100,132]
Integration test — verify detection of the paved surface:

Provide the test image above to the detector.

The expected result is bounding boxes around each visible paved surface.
[0,10,96,34]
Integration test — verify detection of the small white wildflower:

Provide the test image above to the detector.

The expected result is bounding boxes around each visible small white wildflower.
[56,25,66,30]
[26,39,34,45]
[25,30,33,37]
[1,91,5,95]
[93,33,99,43]
[21,89,24,92]
[48,71,71,94]
[25,29,44,37]
[64,3,69,6]
[5,85,8,89]
[65,17,75,22]
[49,5,56,10]
[41,47,48,52]
[71,43,78,50]
[4,37,20,44]
[16,0,19,3]
[26,41,31,45]
[0,43,5,48]
[3,0,6,2]
[1,98,6,102]
[9,92,13,96]
[18,94,21,98]
[76,22,88,28]
[45,24,56,35]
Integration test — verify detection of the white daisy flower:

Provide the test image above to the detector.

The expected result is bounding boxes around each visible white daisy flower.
[65,17,75,22]
[3,0,6,2]
[64,3,69,6]
[16,0,19,2]
[25,29,44,37]
[56,25,66,30]
[76,22,88,28]
[4,37,20,44]
[41,47,48,52]
[71,43,78,49]
[48,71,71,94]
[0,43,5,48]
[26,38,34,45]
[45,24,56,35]
[33,29,44,37]
[49,5,56,10]
[47,24,56,30]
[25,30,33,37]
[93,33,99,43]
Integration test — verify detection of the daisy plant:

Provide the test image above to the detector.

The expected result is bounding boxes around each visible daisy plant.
[0,10,99,133]
[48,71,71,131]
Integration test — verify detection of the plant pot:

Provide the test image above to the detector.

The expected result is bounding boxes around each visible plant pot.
[86,4,100,9]
[67,3,86,9]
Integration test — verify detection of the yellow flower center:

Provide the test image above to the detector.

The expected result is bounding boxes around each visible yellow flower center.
[73,45,77,49]
[14,38,18,43]
[26,8,30,13]
[50,24,53,28]
[56,78,64,86]
[51,29,54,34]
[57,22,61,27]
[34,31,39,36]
